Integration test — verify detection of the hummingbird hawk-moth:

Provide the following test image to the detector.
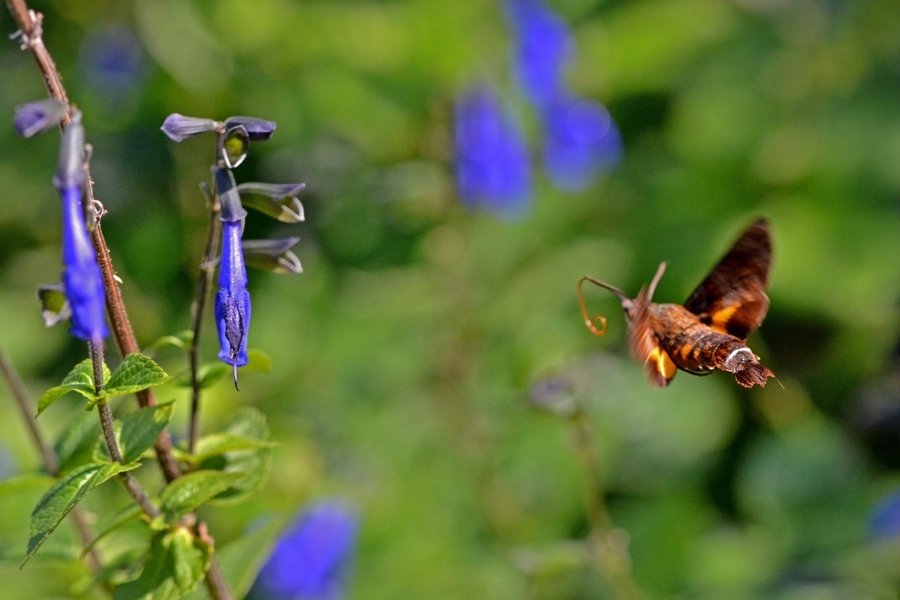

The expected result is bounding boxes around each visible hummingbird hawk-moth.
[579,218,774,388]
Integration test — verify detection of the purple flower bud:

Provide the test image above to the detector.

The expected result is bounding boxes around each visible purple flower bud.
[505,0,574,105]
[454,86,532,216]
[223,116,276,141]
[14,98,67,138]
[253,501,360,600]
[160,113,220,142]
[215,220,250,389]
[542,95,622,192]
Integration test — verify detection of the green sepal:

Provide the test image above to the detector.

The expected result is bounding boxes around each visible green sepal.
[24,461,139,565]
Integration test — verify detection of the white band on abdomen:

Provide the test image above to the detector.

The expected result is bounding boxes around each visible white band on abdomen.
[724,347,753,370]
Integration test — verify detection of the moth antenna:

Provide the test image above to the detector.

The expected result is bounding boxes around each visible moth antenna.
[646,262,667,303]
[577,277,608,336]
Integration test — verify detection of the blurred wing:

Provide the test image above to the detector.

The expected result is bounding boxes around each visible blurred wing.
[627,287,676,388]
[683,218,771,340]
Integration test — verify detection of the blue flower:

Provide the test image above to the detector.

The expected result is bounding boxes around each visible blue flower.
[214,168,250,388]
[253,501,360,600]
[542,94,622,192]
[54,113,108,343]
[455,86,532,215]
[505,0,574,106]
[869,490,900,540]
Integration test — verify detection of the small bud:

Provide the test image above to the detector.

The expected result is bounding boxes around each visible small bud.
[243,238,302,274]
[214,168,248,222]
[13,99,67,138]
[237,182,305,223]
[37,283,72,327]
[223,116,276,141]
[160,113,220,142]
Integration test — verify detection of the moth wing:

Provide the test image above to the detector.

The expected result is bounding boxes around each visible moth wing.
[683,218,771,340]
[627,287,676,388]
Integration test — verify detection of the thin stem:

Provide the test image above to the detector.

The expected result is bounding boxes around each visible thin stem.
[0,346,106,582]
[0,347,58,473]
[568,408,641,600]
[89,341,160,520]
[188,207,222,453]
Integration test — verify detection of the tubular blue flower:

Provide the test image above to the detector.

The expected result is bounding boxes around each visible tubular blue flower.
[54,113,108,343]
[214,168,250,388]
[455,86,532,215]
[505,0,574,105]
[253,501,360,600]
[542,94,623,192]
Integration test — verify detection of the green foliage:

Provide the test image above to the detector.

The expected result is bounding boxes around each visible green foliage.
[25,461,139,565]
[36,354,170,415]
[113,528,211,600]
[182,517,287,600]
[52,411,101,474]
[148,330,194,352]
[159,471,248,523]
[198,408,272,504]
[119,403,176,464]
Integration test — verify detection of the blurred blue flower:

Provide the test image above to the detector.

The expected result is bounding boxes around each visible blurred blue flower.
[253,501,360,600]
[869,490,900,540]
[455,86,532,215]
[215,219,251,387]
[79,25,146,97]
[54,114,108,343]
[505,0,574,105]
[542,94,623,192]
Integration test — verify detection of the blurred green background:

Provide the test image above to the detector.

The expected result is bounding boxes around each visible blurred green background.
[4,0,900,598]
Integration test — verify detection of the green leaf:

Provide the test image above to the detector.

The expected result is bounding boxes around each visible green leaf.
[245,349,272,373]
[149,330,194,352]
[113,527,212,600]
[72,547,146,596]
[83,503,144,556]
[36,359,109,415]
[182,517,287,600]
[173,362,230,389]
[159,470,248,521]
[201,408,273,504]
[113,529,211,600]
[25,461,138,565]
[120,403,176,464]
[187,432,276,465]
[105,354,172,397]
[54,411,101,474]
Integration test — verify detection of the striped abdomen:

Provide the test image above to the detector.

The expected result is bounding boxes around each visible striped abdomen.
[648,303,773,388]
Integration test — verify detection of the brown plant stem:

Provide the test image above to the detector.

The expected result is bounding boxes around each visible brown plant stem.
[188,207,222,453]
[0,347,106,581]
[6,4,233,598]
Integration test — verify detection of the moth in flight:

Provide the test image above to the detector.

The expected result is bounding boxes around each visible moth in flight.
[579,218,774,388]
